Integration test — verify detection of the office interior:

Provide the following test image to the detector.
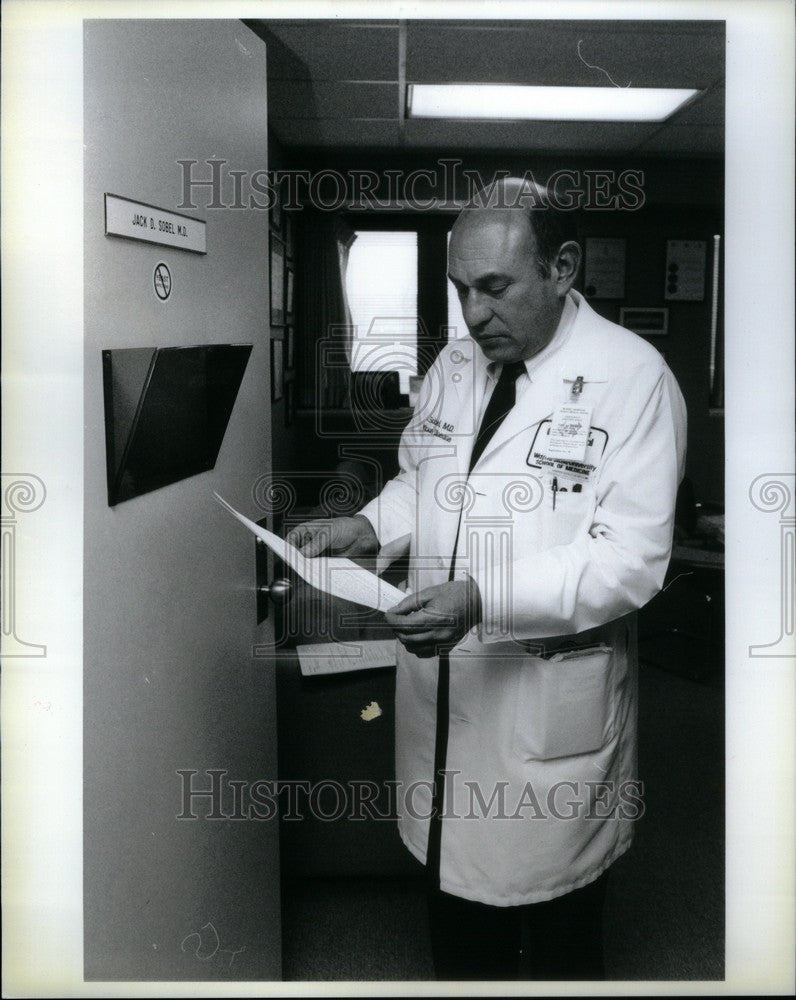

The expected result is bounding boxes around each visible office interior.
[83,18,725,982]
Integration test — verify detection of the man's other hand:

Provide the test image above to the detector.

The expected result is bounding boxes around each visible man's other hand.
[285,514,379,558]
[384,578,482,658]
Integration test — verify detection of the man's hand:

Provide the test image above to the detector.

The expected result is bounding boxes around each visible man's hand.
[285,514,379,558]
[384,578,482,658]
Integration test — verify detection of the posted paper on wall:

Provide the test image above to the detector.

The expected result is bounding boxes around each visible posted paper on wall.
[214,493,404,613]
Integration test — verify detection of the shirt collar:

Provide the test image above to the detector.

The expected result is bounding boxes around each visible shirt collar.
[486,291,579,382]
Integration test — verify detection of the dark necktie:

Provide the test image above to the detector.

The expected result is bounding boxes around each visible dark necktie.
[467,361,526,473]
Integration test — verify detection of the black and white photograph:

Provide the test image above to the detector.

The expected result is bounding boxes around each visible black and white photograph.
[2,1,794,996]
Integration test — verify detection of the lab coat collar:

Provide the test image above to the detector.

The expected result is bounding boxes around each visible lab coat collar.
[461,291,603,474]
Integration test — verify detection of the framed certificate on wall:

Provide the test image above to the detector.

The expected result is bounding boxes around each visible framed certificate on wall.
[270,340,284,402]
[584,237,626,299]
[270,234,285,327]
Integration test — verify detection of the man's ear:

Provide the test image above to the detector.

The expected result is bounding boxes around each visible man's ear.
[551,241,582,297]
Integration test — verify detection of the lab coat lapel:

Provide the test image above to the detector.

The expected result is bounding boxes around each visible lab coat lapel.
[445,338,476,411]
[450,295,616,474]
[450,339,489,480]
[414,339,473,486]
[470,294,603,469]
[475,358,564,468]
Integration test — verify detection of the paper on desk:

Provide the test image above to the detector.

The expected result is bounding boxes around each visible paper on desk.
[214,493,405,613]
[296,639,397,677]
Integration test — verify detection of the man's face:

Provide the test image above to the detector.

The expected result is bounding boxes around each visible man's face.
[447,209,564,364]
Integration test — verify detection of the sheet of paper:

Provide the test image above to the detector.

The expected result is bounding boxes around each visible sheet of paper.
[296,639,397,677]
[214,493,405,613]
[375,531,412,575]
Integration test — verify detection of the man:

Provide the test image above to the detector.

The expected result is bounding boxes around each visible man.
[288,178,687,980]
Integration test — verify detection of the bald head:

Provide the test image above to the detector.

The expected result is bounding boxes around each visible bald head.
[447,180,581,363]
[454,176,578,279]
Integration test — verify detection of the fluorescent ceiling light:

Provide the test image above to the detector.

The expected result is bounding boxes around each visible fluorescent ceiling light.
[407,84,700,123]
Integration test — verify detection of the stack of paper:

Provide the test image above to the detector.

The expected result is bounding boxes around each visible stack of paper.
[296,639,397,677]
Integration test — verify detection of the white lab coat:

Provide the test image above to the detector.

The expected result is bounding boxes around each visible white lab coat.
[360,290,687,906]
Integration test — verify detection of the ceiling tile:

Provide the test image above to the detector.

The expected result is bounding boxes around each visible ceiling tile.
[671,87,725,126]
[270,118,404,148]
[263,23,399,81]
[258,18,726,157]
[401,119,658,154]
[268,81,398,120]
[405,21,724,89]
[633,124,725,156]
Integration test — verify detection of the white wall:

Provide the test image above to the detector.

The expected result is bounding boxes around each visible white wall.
[83,20,280,980]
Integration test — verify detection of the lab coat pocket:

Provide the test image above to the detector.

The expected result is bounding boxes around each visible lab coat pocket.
[542,482,594,549]
[512,645,616,761]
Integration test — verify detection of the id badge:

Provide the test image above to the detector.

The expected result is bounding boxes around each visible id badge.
[546,402,593,464]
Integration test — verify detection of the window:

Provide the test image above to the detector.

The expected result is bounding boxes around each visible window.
[342,216,457,404]
[345,231,418,395]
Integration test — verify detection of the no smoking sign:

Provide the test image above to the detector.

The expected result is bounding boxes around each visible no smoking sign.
[153,262,172,301]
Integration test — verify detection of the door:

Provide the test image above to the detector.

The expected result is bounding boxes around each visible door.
[83,20,281,980]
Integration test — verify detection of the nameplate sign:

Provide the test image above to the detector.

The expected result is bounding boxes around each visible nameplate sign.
[105,194,207,254]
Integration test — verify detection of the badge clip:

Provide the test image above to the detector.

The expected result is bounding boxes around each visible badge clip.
[563,375,607,400]
[569,375,585,399]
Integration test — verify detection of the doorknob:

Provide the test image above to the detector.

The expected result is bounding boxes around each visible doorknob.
[258,578,292,605]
